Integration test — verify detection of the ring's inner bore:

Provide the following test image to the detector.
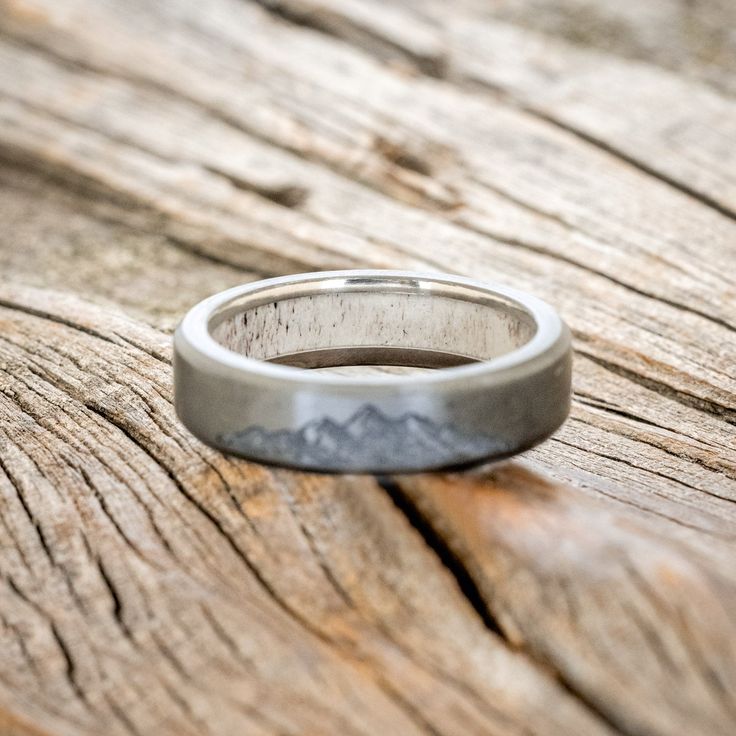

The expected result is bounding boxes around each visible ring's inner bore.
[210,286,537,370]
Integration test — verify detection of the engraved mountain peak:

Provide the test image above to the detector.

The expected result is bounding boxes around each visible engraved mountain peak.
[219,404,508,472]
[344,405,393,437]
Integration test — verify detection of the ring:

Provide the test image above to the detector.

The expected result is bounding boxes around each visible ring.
[174,270,572,473]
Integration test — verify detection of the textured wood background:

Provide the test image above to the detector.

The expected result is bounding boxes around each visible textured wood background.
[0,1,735,734]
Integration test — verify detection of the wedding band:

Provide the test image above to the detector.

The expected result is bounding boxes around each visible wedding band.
[174,270,572,473]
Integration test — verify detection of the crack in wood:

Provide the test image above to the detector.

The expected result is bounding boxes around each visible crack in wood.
[571,399,736,482]
[48,622,89,707]
[375,476,504,636]
[249,0,448,79]
[377,476,634,736]
[94,557,133,641]
[553,436,736,505]
[201,165,310,208]
[371,676,445,736]
[458,218,736,335]
[525,105,736,226]
[576,347,736,425]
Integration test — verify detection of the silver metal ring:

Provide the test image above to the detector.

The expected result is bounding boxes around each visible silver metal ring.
[174,270,572,473]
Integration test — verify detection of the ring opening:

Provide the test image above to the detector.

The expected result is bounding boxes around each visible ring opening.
[209,276,538,371]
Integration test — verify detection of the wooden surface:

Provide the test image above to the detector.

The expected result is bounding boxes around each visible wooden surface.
[0,1,735,734]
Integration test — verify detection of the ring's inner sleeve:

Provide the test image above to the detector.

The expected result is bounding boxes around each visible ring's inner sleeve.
[211,289,537,370]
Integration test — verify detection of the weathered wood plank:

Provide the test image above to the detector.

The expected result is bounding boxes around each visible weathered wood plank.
[2,1,734,308]
[396,467,736,736]
[0,0,734,733]
[2,284,734,735]
[0,284,615,736]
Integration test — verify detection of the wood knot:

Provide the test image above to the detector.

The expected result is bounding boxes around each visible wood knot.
[375,136,434,176]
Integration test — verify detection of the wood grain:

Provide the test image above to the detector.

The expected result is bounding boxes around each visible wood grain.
[395,468,736,736]
[0,284,613,736]
[0,0,734,733]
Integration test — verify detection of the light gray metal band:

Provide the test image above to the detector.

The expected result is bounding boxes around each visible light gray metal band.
[174,270,572,473]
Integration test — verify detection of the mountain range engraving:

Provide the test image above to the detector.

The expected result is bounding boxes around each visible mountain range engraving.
[218,404,507,471]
